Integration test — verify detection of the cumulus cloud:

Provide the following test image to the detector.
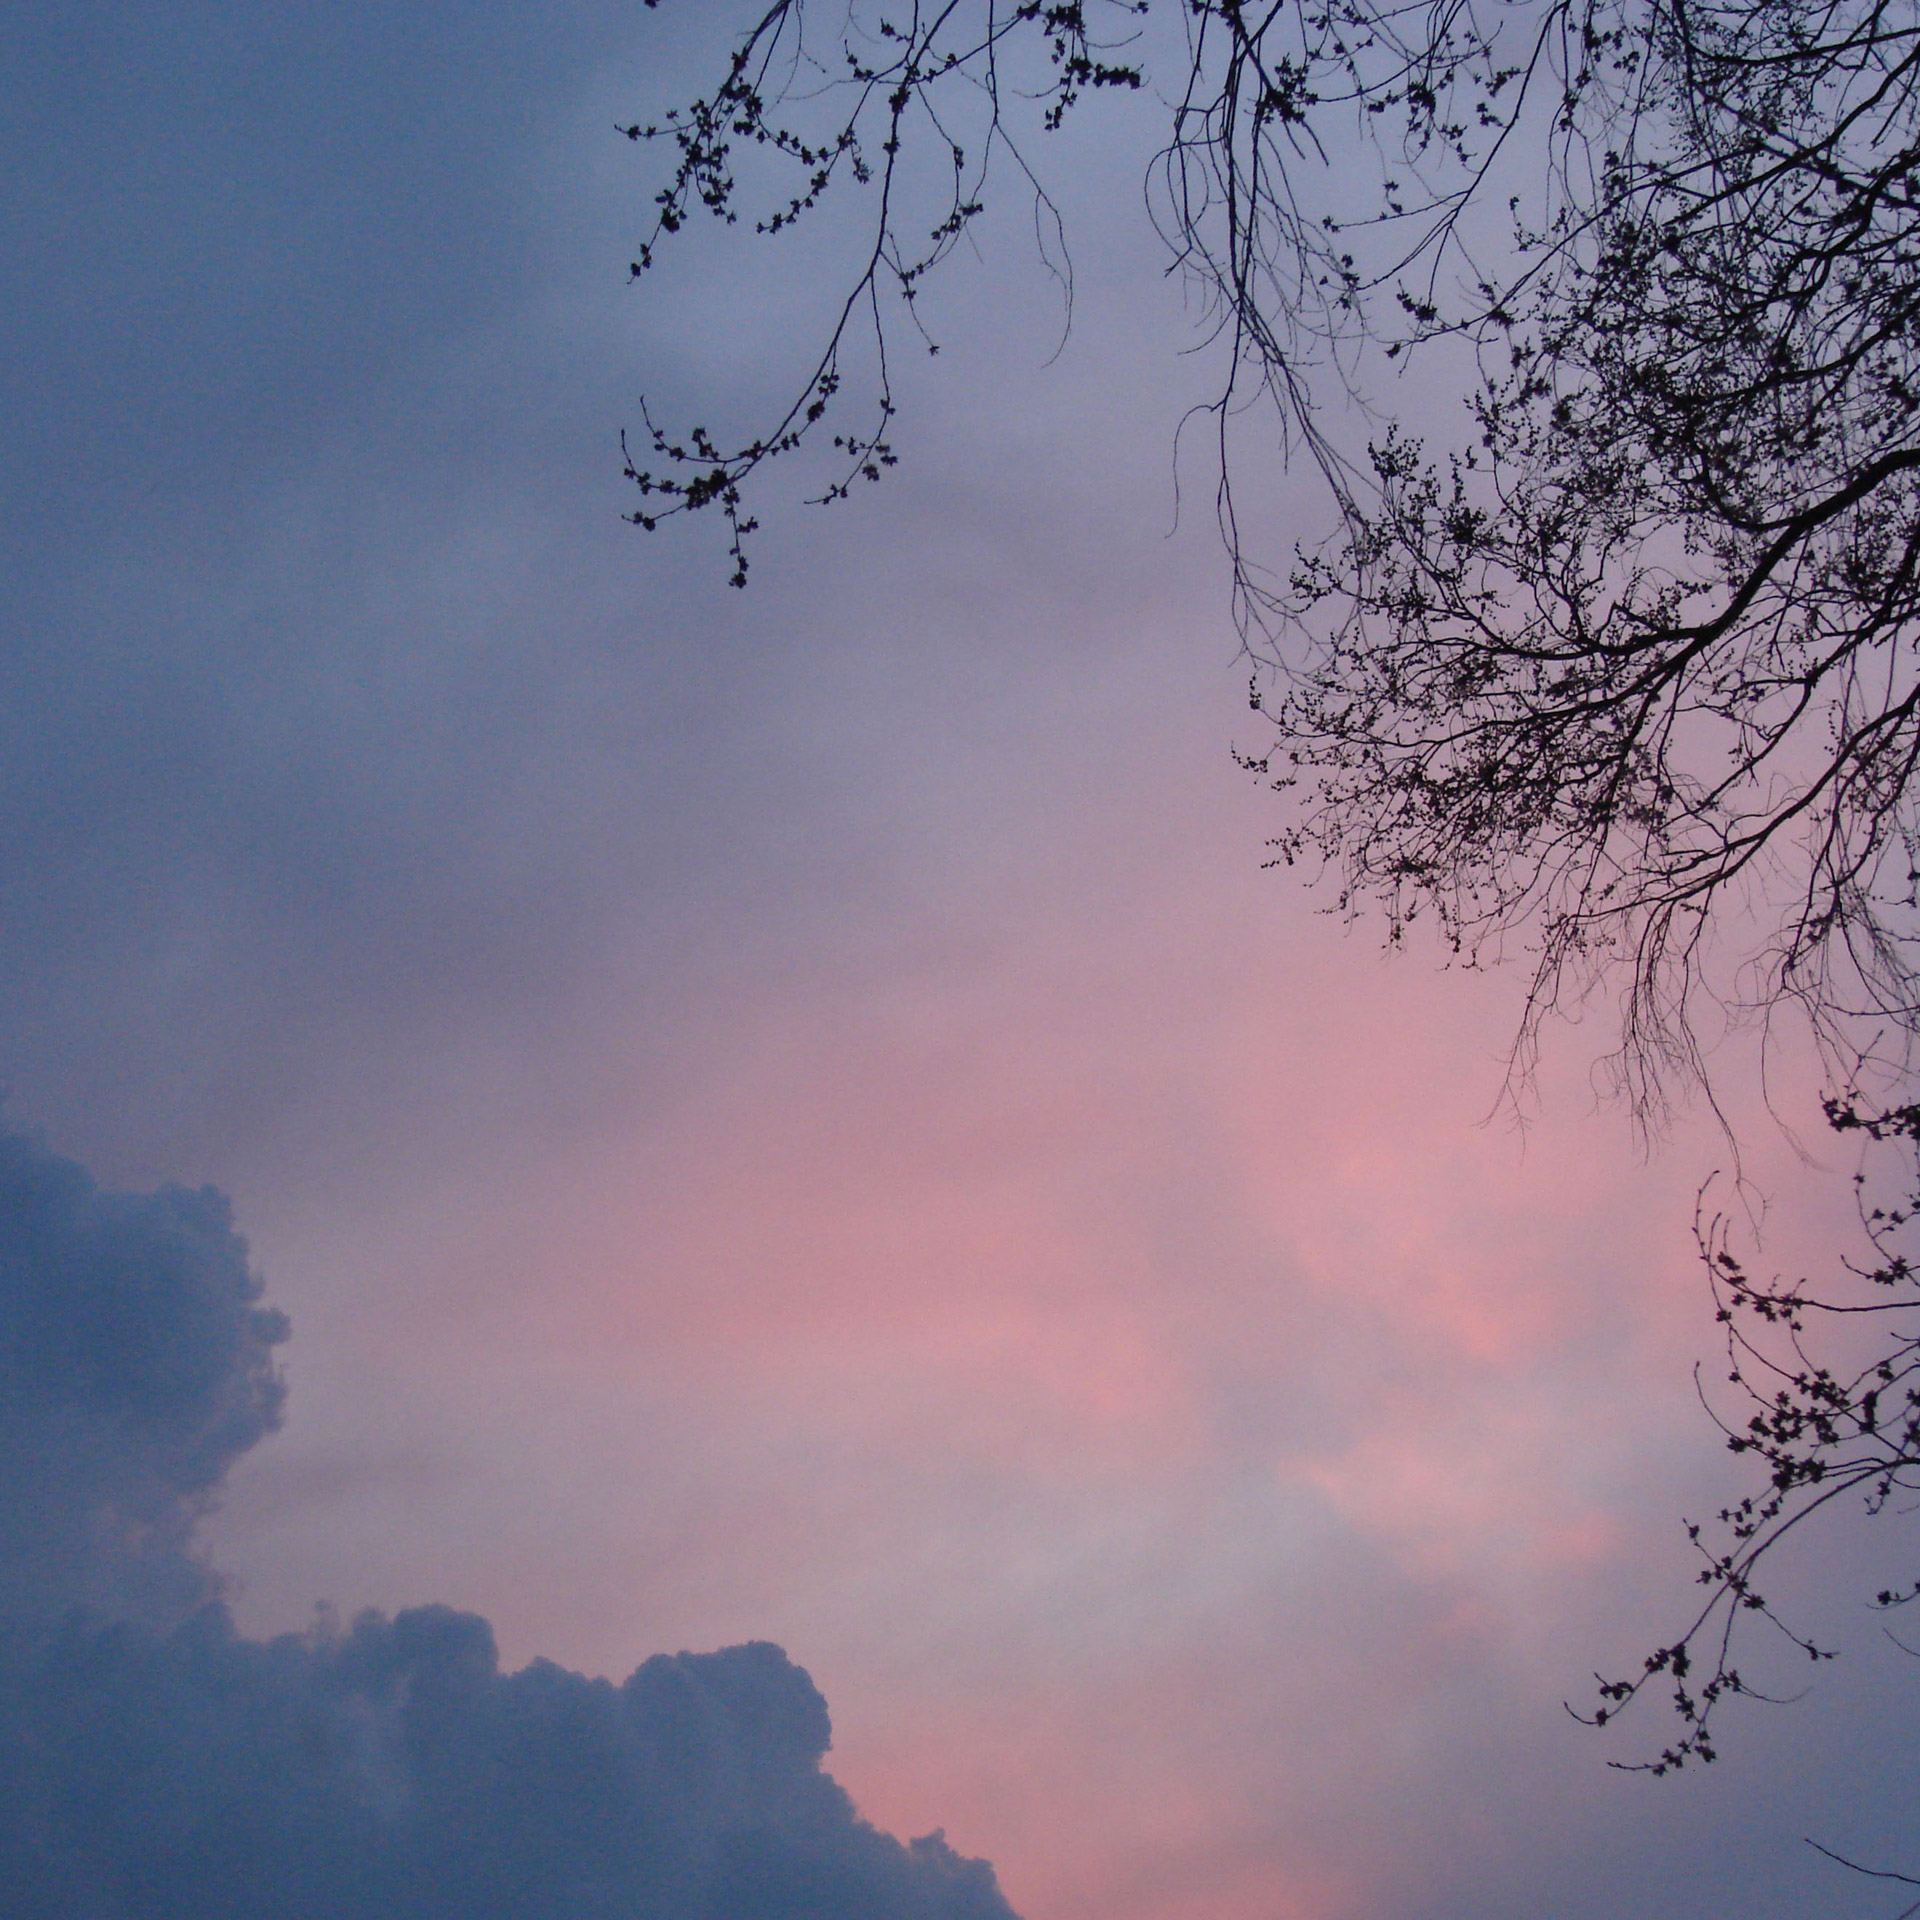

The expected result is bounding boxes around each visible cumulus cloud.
[0,1127,1017,1920]
[0,1128,287,1627]
[0,1609,1013,1920]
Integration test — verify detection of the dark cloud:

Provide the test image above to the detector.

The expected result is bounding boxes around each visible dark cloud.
[0,1127,286,1626]
[0,1610,1013,1920]
[0,1128,1018,1920]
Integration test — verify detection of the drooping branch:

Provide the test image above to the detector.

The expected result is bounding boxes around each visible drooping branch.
[628,0,1566,581]
[637,2,1920,1106]
[624,2,1155,582]
[1576,1096,1920,1770]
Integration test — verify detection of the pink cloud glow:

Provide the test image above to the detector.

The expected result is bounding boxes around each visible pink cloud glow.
[208,762,1840,1919]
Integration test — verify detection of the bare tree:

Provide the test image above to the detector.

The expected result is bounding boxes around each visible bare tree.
[621,0,1538,581]
[1268,0,1920,1120]
[632,0,1920,1765]
[1580,1092,1920,1773]
[630,0,1920,1114]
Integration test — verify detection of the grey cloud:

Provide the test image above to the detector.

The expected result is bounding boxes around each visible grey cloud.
[0,1128,1018,1920]
[0,1127,286,1627]
[0,1608,1014,1920]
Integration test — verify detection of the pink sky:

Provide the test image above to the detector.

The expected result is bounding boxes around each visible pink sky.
[193,588,1867,1918]
[8,13,1912,1914]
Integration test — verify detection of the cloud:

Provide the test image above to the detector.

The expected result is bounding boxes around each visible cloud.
[0,1126,287,1626]
[0,1610,1014,1920]
[0,1126,1018,1920]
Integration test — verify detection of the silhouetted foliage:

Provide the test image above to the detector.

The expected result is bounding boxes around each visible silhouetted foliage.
[633,0,1920,1116]
[1264,0,1920,1119]
[1576,1096,1920,1770]
[638,0,1920,1768]
[623,3,1157,585]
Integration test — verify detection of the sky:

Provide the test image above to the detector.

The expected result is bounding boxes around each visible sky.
[4,3,1919,1917]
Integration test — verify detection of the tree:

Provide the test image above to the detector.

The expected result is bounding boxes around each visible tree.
[1585,1095,1920,1773]
[1266,0,1920,1123]
[631,0,1920,1765]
